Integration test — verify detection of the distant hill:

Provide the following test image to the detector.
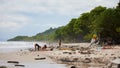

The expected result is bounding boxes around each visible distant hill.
[7,27,57,41]
[36,27,57,36]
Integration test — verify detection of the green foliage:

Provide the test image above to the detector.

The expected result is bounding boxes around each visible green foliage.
[83,33,93,41]
[8,36,29,41]
[8,28,57,41]
[94,7,120,42]
[54,4,120,43]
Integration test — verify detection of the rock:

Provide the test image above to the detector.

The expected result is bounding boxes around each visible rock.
[71,66,76,68]
[82,58,91,63]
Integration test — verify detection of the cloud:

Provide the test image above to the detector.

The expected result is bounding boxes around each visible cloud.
[0,22,27,32]
[0,0,117,16]
[0,13,28,32]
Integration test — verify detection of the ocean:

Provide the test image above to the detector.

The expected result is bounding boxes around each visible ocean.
[0,41,49,53]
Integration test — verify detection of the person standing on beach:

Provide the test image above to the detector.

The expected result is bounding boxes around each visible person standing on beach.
[89,34,98,47]
[58,39,61,48]
[34,43,41,51]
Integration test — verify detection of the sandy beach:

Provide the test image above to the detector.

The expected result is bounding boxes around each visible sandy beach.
[0,50,66,68]
[0,43,120,68]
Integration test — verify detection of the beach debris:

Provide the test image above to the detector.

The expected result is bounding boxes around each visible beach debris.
[60,57,78,62]
[111,58,120,64]
[15,64,25,67]
[71,65,76,68]
[81,50,91,54]
[71,58,79,62]
[93,58,104,63]
[50,48,54,51]
[63,52,72,55]
[82,58,91,63]
[0,66,7,68]
[35,57,46,60]
[60,58,71,62]
[7,61,19,64]
[37,55,39,56]
[28,48,34,52]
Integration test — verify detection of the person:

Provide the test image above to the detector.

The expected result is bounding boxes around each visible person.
[34,43,41,51]
[42,44,47,51]
[58,39,61,48]
[89,34,98,48]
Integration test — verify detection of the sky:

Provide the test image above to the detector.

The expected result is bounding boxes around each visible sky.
[0,0,118,41]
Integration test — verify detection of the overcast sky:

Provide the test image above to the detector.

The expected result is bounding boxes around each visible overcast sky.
[0,0,118,41]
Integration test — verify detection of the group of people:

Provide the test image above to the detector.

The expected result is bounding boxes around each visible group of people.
[34,39,62,51]
[89,34,113,49]
[34,43,47,51]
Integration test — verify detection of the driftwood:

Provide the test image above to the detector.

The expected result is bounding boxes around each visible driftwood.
[7,61,19,64]
[15,64,25,67]
[35,57,46,60]
[63,52,72,54]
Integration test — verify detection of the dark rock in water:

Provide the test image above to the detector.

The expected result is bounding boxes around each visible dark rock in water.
[15,64,25,67]
[35,57,46,60]
[0,66,7,68]
[71,66,76,68]
[7,61,19,64]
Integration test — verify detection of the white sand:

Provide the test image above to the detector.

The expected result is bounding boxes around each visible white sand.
[0,51,56,63]
[0,51,59,68]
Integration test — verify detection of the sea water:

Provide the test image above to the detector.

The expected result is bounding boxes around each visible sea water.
[0,41,66,68]
[0,41,46,53]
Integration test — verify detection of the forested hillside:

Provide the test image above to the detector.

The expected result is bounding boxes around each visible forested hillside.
[8,27,57,41]
[8,3,120,44]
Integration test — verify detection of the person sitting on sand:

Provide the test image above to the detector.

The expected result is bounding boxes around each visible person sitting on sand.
[34,43,41,51]
[42,44,47,51]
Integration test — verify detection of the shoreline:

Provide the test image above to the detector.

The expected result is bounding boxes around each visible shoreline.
[0,43,120,68]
